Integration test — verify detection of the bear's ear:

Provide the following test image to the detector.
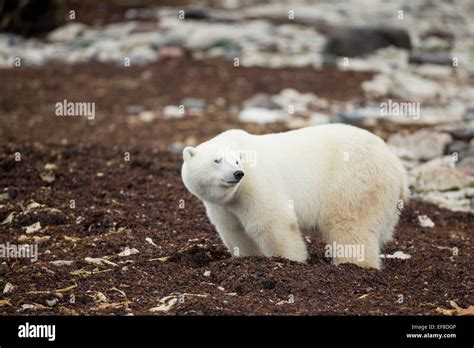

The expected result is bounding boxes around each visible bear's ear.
[183,146,197,162]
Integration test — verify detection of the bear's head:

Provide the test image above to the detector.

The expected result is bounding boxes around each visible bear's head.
[181,143,245,204]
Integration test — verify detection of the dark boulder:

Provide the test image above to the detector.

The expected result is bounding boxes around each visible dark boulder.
[409,52,453,66]
[324,26,411,57]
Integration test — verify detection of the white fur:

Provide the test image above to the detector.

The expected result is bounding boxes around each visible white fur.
[181,124,409,269]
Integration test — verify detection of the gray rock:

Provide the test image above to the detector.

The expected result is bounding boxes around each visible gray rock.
[457,156,474,176]
[331,103,384,126]
[243,93,280,110]
[409,52,453,66]
[443,126,474,141]
[126,105,145,114]
[0,33,24,46]
[128,46,158,65]
[181,98,205,114]
[331,111,366,126]
[271,88,320,114]
[410,156,474,192]
[447,140,474,161]
[183,8,235,23]
[388,130,453,161]
[464,108,474,121]
[168,143,185,154]
[120,32,160,51]
[238,107,288,124]
[207,39,241,59]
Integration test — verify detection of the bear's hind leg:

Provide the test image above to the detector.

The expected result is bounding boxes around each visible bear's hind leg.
[320,223,381,269]
[251,218,308,263]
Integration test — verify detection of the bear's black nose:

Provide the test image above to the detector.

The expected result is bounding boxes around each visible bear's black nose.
[233,170,244,181]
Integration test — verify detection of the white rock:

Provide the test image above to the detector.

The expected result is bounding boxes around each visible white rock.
[362,73,391,98]
[238,107,289,124]
[117,247,139,257]
[40,171,55,183]
[84,257,118,267]
[3,282,15,294]
[419,102,466,125]
[92,292,108,303]
[50,260,74,267]
[149,295,178,313]
[418,36,451,52]
[46,298,58,307]
[418,215,435,228]
[102,22,137,39]
[44,163,57,171]
[271,88,319,113]
[415,64,453,79]
[2,212,15,225]
[138,111,156,122]
[128,46,158,65]
[390,71,442,101]
[286,118,310,129]
[339,47,409,74]
[415,188,474,213]
[309,112,330,125]
[47,23,88,42]
[145,237,157,247]
[94,39,122,62]
[380,251,411,260]
[163,105,184,119]
[26,201,43,211]
[24,222,41,234]
[21,303,47,311]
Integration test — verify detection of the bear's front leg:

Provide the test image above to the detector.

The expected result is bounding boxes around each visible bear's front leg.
[246,211,308,263]
[204,202,261,257]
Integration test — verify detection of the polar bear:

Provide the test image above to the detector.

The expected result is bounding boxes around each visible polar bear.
[181,124,408,269]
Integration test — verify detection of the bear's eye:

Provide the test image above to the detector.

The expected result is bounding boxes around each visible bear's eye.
[236,161,239,164]
[214,159,221,164]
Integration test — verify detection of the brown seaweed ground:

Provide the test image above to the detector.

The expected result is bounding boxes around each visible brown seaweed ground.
[0,57,472,316]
